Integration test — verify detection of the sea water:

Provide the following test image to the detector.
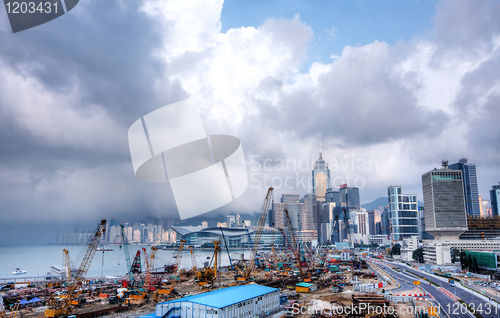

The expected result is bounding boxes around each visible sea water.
[0,245,250,278]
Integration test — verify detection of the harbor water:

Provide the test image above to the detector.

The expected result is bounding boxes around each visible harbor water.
[0,245,251,279]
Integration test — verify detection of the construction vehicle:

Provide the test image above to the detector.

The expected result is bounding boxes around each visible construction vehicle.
[44,219,107,318]
[154,240,186,298]
[197,241,219,286]
[240,187,274,281]
[129,247,157,305]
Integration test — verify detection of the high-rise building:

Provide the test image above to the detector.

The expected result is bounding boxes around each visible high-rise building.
[421,160,468,239]
[418,206,434,240]
[323,186,360,243]
[339,186,360,211]
[387,186,419,241]
[367,209,381,235]
[270,193,318,242]
[302,193,318,240]
[227,215,236,227]
[271,202,285,229]
[381,206,390,236]
[449,158,480,217]
[312,153,330,201]
[490,183,500,216]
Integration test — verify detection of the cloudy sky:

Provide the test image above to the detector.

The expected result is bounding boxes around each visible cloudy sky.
[1,0,500,245]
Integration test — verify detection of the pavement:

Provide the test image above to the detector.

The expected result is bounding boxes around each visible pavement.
[387,261,500,318]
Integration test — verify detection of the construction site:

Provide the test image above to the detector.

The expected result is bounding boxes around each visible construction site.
[0,188,434,318]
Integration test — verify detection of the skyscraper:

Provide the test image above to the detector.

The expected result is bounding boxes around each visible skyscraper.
[490,182,500,216]
[449,158,480,217]
[302,193,318,240]
[387,186,418,241]
[340,186,360,210]
[312,153,330,201]
[421,160,468,239]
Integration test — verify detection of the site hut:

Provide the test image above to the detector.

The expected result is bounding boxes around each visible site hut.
[295,282,317,293]
[149,284,280,318]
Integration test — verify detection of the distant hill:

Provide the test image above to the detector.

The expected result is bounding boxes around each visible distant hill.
[361,197,388,211]
[361,196,424,211]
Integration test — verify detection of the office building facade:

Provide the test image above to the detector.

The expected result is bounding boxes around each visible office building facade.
[491,183,500,216]
[387,186,419,241]
[449,158,480,217]
[421,161,468,239]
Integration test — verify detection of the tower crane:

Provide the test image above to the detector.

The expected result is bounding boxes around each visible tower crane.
[45,219,106,318]
[120,225,134,278]
[284,209,304,279]
[243,187,274,281]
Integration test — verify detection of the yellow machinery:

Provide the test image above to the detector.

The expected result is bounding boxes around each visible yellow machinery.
[154,240,186,297]
[189,245,197,273]
[0,301,20,318]
[45,219,107,318]
[197,241,219,286]
[242,187,274,281]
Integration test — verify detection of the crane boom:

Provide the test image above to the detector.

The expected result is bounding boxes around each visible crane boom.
[244,187,274,280]
[142,247,157,293]
[45,219,106,318]
[120,225,133,277]
[284,209,303,279]
[173,240,186,274]
[63,249,71,284]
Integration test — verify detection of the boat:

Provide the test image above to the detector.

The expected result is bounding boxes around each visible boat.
[12,268,26,275]
[96,247,113,251]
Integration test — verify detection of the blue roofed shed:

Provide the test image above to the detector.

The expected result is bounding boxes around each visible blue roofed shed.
[150,284,280,318]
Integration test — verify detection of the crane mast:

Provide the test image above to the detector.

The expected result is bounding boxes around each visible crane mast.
[120,225,133,277]
[284,209,303,279]
[45,219,106,318]
[244,187,274,280]
[173,240,186,274]
[142,246,157,293]
[63,249,71,284]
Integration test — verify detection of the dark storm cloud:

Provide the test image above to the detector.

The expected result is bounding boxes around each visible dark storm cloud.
[0,1,187,122]
[0,1,190,244]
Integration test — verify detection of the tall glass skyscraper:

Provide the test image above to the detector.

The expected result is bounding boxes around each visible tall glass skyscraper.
[312,152,330,201]
[387,186,419,241]
[491,183,500,216]
[449,158,480,217]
